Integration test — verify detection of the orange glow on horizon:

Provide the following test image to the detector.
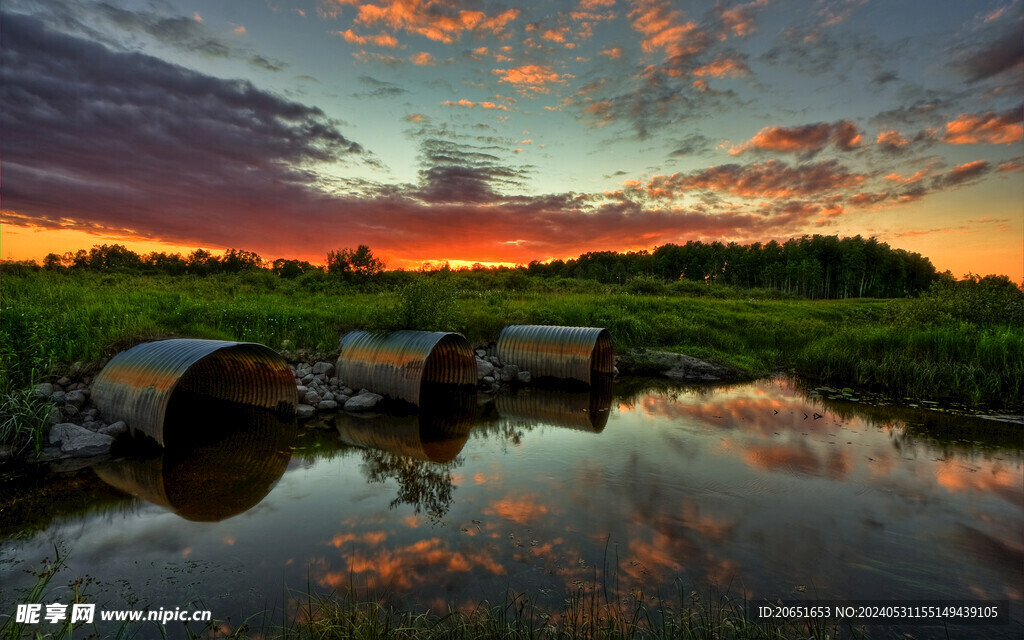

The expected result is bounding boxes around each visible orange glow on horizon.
[2,222,1020,283]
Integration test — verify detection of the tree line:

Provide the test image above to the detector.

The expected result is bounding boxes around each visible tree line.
[6,234,988,299]
[526,235,939,298]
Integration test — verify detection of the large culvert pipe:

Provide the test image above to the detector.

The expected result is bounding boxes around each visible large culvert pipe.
[336,331,476,406]
[91,339,296,447]
[495,325,614,383]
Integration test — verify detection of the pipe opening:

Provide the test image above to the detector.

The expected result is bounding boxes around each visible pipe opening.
[92,339,296,448]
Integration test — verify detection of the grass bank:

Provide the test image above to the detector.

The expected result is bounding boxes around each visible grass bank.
[1,271,1020,413]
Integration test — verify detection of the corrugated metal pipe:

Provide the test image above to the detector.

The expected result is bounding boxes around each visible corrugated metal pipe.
[495,325,614,383]
[336,331,476,405]
[91,339,296,447]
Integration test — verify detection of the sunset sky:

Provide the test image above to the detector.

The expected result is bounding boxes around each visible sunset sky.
[1,0,1021,279]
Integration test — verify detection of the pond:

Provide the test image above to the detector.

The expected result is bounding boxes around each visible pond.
[1,377,1020,638]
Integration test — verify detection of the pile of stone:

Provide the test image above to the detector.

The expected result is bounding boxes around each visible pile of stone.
[291,360,382,419]
[473,346,531,393]
[32,375,127,459]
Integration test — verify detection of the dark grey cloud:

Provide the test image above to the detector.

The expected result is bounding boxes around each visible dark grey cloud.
[415,139,527,204]
[954,27,1023,83]
[353,75,409,98]
[669,134,714,157]
[1,11,365,243]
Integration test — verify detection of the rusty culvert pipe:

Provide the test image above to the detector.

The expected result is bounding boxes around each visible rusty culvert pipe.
[336,331,476,406]
[91,339,296,447]
[495,325,614,383]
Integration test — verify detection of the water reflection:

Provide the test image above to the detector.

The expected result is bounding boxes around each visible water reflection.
[95,396,297,521]
[495,375,613,432]
[337,388,476,518]
[6,375,1021,640]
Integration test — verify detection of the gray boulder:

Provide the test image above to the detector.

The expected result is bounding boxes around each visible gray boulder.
[64,390,88,408]
[312,361,335,376]
[344,391,383,412]
[499,364,520,383]
[475,348,487,358]
[98,421,128,437]
[317,400,338,411]
[33,383,55,398]
[482,375,495,384]
[48,423,113,457]
[296,404,316,419]
[476,357,495,380]
[301,373,315,384]
[303,391,322,405]
[516,370,532,384]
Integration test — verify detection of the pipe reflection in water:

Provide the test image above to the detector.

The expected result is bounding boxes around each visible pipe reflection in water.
[94,393,297,522]
[335,386,475,518]
[495,375,614,432]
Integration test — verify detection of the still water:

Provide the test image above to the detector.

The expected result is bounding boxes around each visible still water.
[1,377,1021,638]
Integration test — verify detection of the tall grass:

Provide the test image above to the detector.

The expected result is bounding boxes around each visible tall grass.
[2,271,1020,409]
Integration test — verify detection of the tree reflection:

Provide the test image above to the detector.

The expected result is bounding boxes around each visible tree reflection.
[360,449,460,520]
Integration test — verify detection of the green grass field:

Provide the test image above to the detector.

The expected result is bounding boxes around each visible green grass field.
[1,270,1021,411]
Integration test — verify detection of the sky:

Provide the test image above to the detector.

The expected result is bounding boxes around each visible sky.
[1,0,1021,279]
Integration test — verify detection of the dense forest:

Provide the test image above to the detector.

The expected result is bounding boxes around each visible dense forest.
[527,235,939,298]
[14,234,946,299]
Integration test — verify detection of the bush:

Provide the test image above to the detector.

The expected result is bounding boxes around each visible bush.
[393,277,462,332]
[0,388,55,455]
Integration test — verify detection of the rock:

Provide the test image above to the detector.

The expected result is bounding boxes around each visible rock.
[312,362,335,376]
[488,356,501,366]
[475,348,487,358]
[82,421,99,431]
[499,364,520,383]
[334,394,351,404]
[45,407,62,426]
[476,357,495,380]
[98,421,128,437]
[82,376,92,385]
[51,391,66,403]
[482,375,495,384]
[317,400,338,411]
[328,376,339,386]
[296,404,316,419]
[33,383,55,398]
[613,366,619,377]
[516,370,532,384]
[321,391,335,402]
[64,390,88,408]
[0,445,15,463]
[303,391,322,405]
[48,423,113,457]
[616,349,733,382]
[489,382,501,393]
[301,373,315,384]
[340,387,354,396]
[344,391,383,412]
[82,408,98,419]
[57,376,72,387]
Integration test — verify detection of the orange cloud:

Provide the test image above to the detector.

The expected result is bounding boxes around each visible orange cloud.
[441,99,508,110]
[346,0,519,44]
[410,51,435,65]
[876,129,909,147]
[600,46,622,58]
[720,0,768,37]
[729,121,862,155]
[692,54,750,78]
[944,109,1023,145]
[628,0,708,72]
[580,0,615,8]
[339,29,399,47]
[643,159,865,199]
[493,64,563,93]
